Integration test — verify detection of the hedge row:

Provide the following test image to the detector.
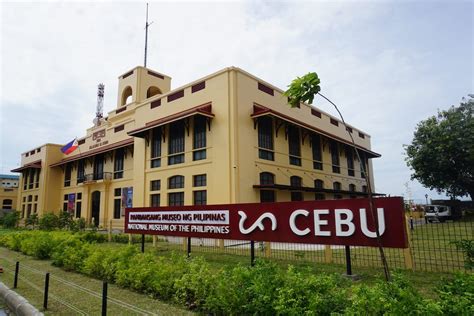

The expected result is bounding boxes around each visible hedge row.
[1,231,472,315]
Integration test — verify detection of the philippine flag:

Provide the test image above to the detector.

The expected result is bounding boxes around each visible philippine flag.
[61,138,79,155]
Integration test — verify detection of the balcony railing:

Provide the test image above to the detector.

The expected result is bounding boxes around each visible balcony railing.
[82,172,112,183]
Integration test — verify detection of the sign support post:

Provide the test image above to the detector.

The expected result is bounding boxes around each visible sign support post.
[187,237,191,258]
[345,246,352,276]
[250,240,255,266]
[141,234,145,253]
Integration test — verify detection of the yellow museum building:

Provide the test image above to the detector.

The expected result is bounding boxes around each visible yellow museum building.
[0,174,19,213]
[12,66,380,229]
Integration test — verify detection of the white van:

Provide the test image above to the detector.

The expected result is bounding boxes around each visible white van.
[425,205,452,222]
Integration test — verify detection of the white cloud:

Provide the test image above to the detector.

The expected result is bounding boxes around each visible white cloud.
[0,1,472,201]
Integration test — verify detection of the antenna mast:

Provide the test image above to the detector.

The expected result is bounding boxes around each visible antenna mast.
[95,83,104,126]
[144,3,150,67]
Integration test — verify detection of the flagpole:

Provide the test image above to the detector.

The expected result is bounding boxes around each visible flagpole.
[76,137,83,157]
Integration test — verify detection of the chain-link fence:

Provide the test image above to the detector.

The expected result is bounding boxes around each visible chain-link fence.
[146,213,473,272]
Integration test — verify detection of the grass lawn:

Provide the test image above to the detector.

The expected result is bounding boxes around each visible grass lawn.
[0,247,193,316]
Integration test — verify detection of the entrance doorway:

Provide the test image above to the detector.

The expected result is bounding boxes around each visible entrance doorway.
[91,191,100,227]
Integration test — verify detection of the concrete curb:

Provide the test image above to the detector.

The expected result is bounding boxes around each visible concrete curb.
[0,282,43,316]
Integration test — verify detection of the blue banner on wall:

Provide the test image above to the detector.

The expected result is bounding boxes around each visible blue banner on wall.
[121,187,133,216]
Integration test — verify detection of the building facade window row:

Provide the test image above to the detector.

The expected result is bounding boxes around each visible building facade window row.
[20,194,38,218]
[2,199,13,210]
[63,147,131,187]
[149,174,207,207]
[256,117,369,178]
[258,172,366,202]
[62,192,82,217]
[22,169,40,190]
[114,188,122,219]
[150,116,208,169]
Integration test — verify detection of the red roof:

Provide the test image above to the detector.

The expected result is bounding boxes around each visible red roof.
[251,104,381,158]
[128,102,214,137]
[11,160,42,172]
[50,138,134,167]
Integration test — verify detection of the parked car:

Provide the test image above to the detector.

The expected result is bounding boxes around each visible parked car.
[425,205,460,222]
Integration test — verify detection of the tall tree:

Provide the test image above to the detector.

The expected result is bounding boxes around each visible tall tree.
[405,96,474,200]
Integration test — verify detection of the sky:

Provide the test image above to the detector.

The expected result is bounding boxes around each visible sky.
[0,0,472,203]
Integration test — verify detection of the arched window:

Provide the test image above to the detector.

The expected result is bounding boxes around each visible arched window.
[349,184,357,199]
[290,176,303,201]
[314,179,324,189]
[333,182,343,199]
[168,175,185,206]
[2,199,13,210]
[168,175,185,189]
[290,176,302,187]
[259,172,275,185]
[147,86,162,98]
[121,86,133,105]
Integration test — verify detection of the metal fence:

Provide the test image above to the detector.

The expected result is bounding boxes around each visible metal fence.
[140,213,473,273]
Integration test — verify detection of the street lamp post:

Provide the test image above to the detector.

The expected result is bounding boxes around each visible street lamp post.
[425,194,428,205]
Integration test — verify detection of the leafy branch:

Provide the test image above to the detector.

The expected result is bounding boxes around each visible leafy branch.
[284,72,391,281]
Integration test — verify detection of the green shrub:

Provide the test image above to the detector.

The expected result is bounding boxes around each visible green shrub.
[2,211,19,228]
[111,233,130,243]
[205,264,253,315]
[77,231,107,243]
[274,266,349,315]
[19,232,56,259]
[102,246,139,282]
[347,273,441,315]
[115,252,158,292]
[58,211,74,229]
[82,245,139,282]
[0,234,8,247]
[452,239,474,269]
[173,256,216,310]
[114,252,188,300]
[69,219,78,232]
[205,260,284,315]
[25,213,39,229]
[111,234,154,244]
[82,247,109,278]
[51,235,90,271]
[5,230,468,315]
[437,273,474,315]
[245,260,284,315]
[149,254,188,300]
[39,213,59,230]
[2,232,27,251]
[76,218,86,231]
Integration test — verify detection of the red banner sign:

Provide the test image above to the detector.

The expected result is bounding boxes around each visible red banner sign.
[125,197,408,248]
